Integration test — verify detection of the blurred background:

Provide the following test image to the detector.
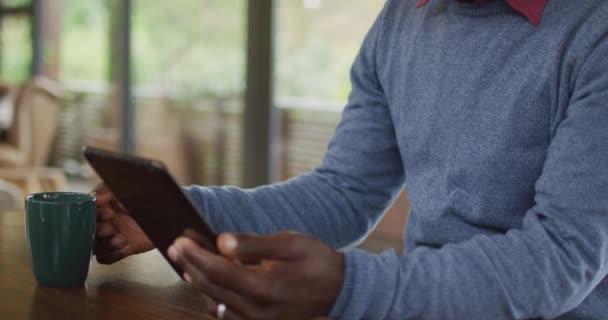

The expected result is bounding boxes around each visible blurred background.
[0,0,408,252]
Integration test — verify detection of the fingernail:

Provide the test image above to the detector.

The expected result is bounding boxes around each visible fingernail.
[222,234,238,251]
[183,273,192,283]
[168,245,180,261]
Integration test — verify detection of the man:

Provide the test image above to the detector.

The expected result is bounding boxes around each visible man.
[94,0,608,319]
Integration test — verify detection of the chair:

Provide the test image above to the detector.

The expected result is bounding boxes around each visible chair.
[0,77,66,195]
[0,81,30,167]
[0,179,24,210]
[0,85,17,134]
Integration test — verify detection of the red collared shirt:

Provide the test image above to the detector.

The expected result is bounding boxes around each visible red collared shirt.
[416,0,548,25]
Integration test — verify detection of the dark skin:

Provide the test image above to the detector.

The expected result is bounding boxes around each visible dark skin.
[93,185,154,263]
[92,185,344,320]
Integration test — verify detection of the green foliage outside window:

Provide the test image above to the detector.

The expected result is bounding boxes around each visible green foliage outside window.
[0,16,31,82]
[2,0,383,103]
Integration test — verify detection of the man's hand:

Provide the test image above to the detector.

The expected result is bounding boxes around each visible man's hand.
[168,232,344,320]
[92,184,155,264]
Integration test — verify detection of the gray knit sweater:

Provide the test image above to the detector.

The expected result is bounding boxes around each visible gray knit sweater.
[187,0,608,318]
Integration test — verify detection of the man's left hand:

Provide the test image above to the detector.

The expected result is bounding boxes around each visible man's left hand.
[168,231,345,320]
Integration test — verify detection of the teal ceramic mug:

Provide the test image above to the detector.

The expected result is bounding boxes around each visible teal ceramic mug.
[25,192,96,287]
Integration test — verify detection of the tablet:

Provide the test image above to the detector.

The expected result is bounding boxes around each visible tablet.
[83,146,218,276]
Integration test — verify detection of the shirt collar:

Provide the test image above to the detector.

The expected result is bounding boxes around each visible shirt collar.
[416,0,548,25]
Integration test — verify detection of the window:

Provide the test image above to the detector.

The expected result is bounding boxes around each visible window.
[0,0,32,82]
[131,0,246,186]
[274,0,384,179]
[60,0,108,82]
[275,0,384,102]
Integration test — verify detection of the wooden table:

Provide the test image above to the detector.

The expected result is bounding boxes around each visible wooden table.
[0,210,214,319]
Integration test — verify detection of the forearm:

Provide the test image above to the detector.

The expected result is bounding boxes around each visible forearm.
[331,207,608,320]
[186,168,400,249]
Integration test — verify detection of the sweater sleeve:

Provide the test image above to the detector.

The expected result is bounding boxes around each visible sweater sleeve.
[185,3,404,249]
[330,28,608,320]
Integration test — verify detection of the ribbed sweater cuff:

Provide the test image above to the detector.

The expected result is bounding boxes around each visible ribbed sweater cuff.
[330,249,399,319]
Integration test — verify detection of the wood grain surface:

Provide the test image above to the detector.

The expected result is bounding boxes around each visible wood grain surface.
[0,210,214,320]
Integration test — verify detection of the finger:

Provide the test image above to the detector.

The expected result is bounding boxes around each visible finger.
[200,295,246,320]
[178,258,267,319]
[94,234,128,256]
[97,205,116,222]
[92,187,112,207]
[95,244,132,264]
[200,294,217,315]
[170,238,273,301]
[96,222,117,239]
[219,232,308,262]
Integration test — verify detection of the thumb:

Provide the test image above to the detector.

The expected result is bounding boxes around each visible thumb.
[217,232,306,263]
[92,184,112,207]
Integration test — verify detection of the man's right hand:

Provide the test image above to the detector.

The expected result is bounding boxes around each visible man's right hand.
[92,184,155,264]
